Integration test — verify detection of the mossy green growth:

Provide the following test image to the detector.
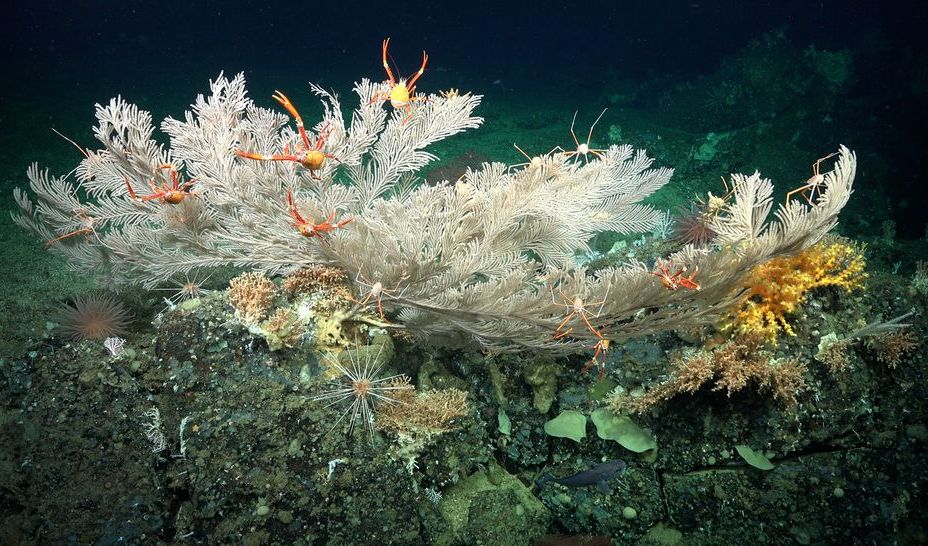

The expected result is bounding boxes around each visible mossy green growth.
[590,409,656,453]
[588,377,618,401]
[439,461,550,546]
[544,410,587,443]
[523,361,557,413]
[644,522,684,545]
[735,445,775,470]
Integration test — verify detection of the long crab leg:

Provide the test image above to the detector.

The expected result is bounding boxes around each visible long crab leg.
[382,38,395,85]
[286,191,308,226]
[235,150,300,162]
[407,50,428,89]
[44,227,92,248]
[272,91,312,150]
[587,108,608,146]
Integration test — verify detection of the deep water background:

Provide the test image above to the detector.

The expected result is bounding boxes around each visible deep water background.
[3,1,927,227]
[1,0,927,356]
[2,3,928,543]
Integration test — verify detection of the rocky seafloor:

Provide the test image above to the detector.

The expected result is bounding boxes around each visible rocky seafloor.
[1,235,926,546]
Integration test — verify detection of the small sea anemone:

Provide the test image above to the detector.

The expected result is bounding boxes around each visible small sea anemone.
[673,206,716,247]
[56,293,132,340]
[153,271,212,306]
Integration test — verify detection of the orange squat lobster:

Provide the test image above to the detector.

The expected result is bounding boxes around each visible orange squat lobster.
[286,191,351,239]
[126,164,197,205]
[370,38,429,123]
[652,260,701,291]
[236,91,338,176]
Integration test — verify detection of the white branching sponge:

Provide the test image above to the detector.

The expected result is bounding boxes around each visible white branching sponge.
[13,72,856,355]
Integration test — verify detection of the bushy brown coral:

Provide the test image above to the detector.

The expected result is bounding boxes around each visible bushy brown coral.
[609,334,807,413]
[378,382,470,434]
[871,330,919,368]
[282,265,348,297]
[56,293,132,340]
[282,265,353,312]
[816,336,852,372]
[227,271,277,323]
[263,308,303,350]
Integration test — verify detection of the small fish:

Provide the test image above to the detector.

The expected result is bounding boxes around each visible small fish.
[536,460,626,493]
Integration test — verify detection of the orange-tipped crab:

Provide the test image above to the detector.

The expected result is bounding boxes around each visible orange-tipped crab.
[125,164,197,205]
[236,91,338,177]
[286,190,351,239]
[652,260,701,291]
[369,38,429,123]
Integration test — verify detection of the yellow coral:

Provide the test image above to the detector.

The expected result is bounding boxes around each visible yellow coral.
[728,237,866,343]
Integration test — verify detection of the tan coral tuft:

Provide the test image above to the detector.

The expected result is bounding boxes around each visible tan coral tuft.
[378,382,470,434]
[608,334,807,413]
[227,271,277,323]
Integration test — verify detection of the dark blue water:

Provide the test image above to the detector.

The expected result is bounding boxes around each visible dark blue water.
[3,0,926,236]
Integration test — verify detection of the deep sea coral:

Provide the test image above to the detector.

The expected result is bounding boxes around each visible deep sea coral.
[227,271,277,323]
[378,384,470,434]
[608,334,807,413]
[727,236,867,343]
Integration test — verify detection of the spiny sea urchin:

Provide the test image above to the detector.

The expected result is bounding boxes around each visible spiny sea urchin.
[673,205,716,247]
[311,341,412,438]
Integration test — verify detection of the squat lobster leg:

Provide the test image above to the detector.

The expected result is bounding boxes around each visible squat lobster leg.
[286,191,351,239]
[582,336,612,380]
[552,290,608,340]
[785,152,840,205]
[125,164,197,205]
[235,92,339,177]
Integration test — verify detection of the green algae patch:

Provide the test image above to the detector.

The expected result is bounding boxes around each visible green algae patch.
[735,445,775,470]
[498,407,512,436]
[644,522,684,545]
[544,411,587,442]
[590,409,656,453]
[588,377,618,401]
[440,461,550,545]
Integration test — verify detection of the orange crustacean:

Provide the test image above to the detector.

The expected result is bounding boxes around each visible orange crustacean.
[125,164,197,205]
[369,38,429,124]
[235,91,338,177]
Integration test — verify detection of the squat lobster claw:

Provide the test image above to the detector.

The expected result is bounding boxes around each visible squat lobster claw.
[369,37,429,124]
[236,91,339,177]
[286,191,351,239]
[125,164,197,205]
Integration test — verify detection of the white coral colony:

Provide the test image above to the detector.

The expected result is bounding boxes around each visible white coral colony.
[13,41,856,364]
